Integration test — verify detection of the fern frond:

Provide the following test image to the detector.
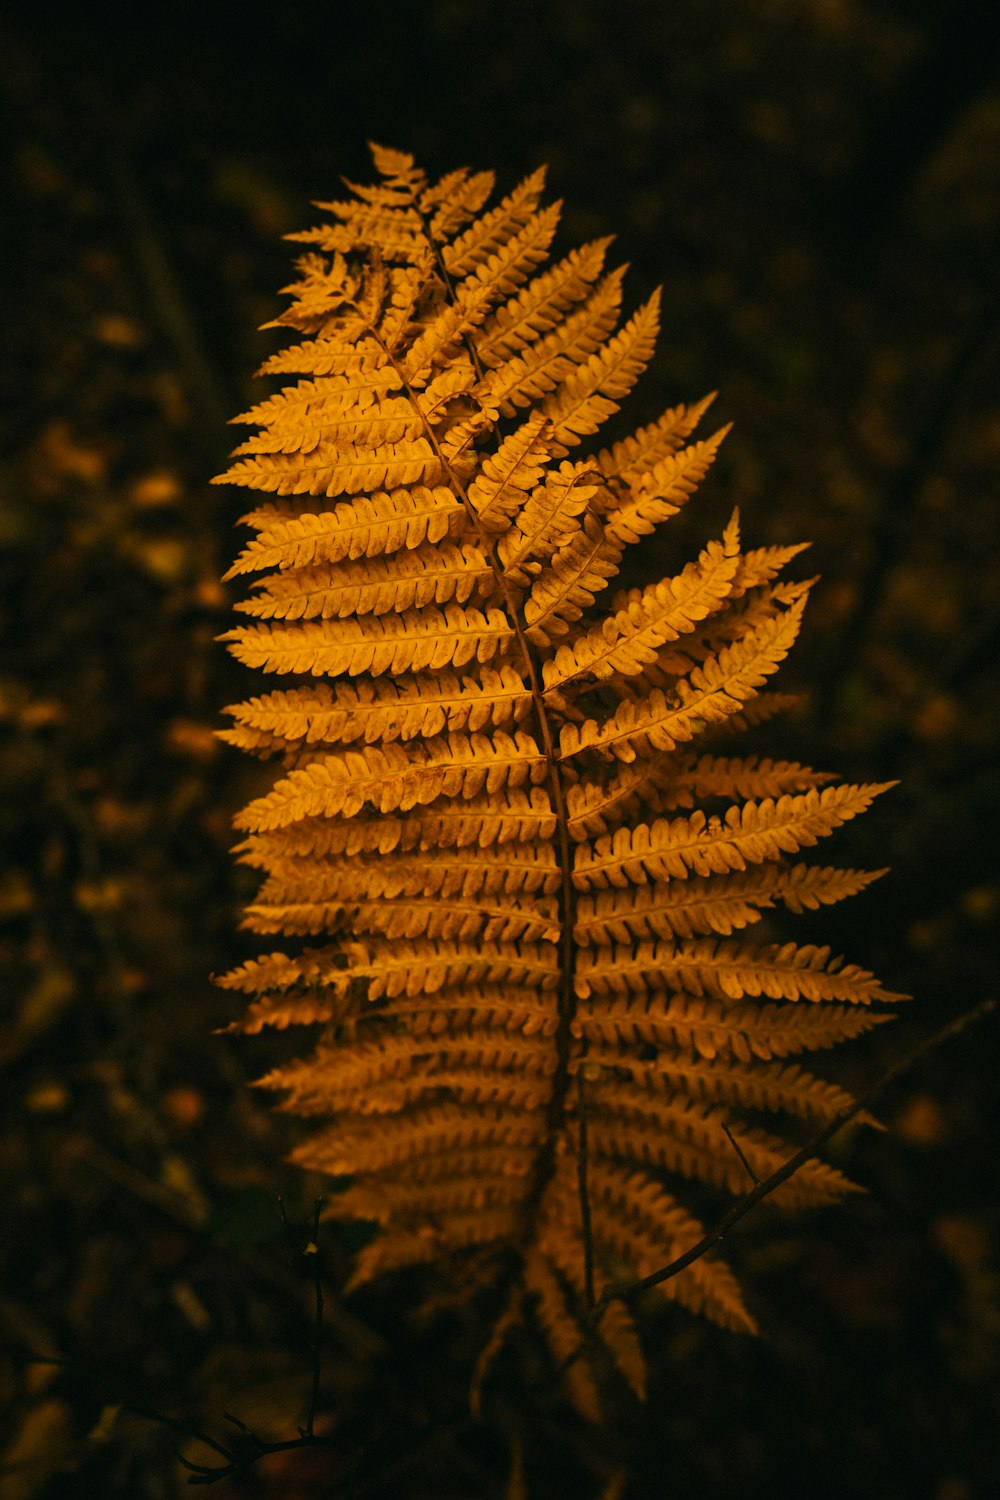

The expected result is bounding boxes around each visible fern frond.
[705,690,802,736]
[602,429,729,545]
[466,413,552,532]
[215,435,442,500]
[243,890,560,945]
[220,667,532,753]
[231,370,405,429]
[571,783,895,889]
[575,938,905,1005]
[497,461,603,580]
[223,486,465,578]
[221,605,516,679]
[345,893,561,945]
[245,845,561,943]
[549,1162,757,1332]
[574,862,887,944]
[235,731,546,831]
[404,202,563,382]
[423,167,495,243]
[331,1171,532,1240]
[289,210,427,264]
[477,237,614,365]
[523,512,622,644]
[544,518,741,689]
[597,392,717,486]
[442,167,548,278]
[228,392,425,457]
[235,787,557,865]
[584,1050,864,1123]
[573,993,895,1059]
[368,141,425,182]
[542,292,661,452]
[341,1207,521,1288]
[729,542,812,598]
[583,1092,856,1203]
[556,1250,648,1400]
[258,1028,557,1115]
[654,754,835,808]
[523,1251,602,1421]
[560,597,807,762]
[290,1102,545,1175]
[479,267,626,417]
[216,151,903,1417]
[254,335,389,380]
[234,543,495,622]
[252,843,560,903]
[378,983,560,1036]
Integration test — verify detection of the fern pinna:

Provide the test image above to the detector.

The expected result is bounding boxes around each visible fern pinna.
[215,144,903,1414]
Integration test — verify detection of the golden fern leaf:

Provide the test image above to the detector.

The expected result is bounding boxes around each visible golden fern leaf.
[404,201,563,381]
[653,753,835,808]
[220,667,533,753]
[602,428,730,545]
[542,293,661,453]
[571,782,894,889]
[597,391,717,485]
[559,597,808,762]
[575,937,904,1005]
[522,512,623,645]
[222,604,517,679]
[216,146,905,1420]
[223,485,466,578]
[251,842,559,905]
[216,434,442,500]
[479,267,627,417]
[545,1159,756,1331]
[523,1249,602,1421]
[497,460,605,580]
[235,732,547,832]
[231,368,404,429]
[543,516,741,689]
[581,1092,856,1203]
[423,167,496,244]
[574,863,887,944]
[573,992,894,1059]
[477,236,614,366]
[235,787,558,867]
[466,412,552,532]
[442,167,548,278]
[583,1049,868,1124]
[233,542,496,621]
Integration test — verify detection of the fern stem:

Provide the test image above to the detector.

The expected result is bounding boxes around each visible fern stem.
[365,320,584,1264]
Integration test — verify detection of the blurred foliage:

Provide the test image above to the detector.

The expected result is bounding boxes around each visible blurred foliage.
[0,1,997,1496]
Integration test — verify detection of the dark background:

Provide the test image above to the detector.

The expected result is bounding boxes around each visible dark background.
[1,2,998,1496]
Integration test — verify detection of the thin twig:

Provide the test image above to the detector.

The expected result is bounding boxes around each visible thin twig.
[177,1429,338,1485]
[721,1122,761,1186]
[588,999,996,1327]
[278,1196,326,1439]
[541,996,1000,1384]
[20,1198,342,1486]
[16,1354,236,1462]
[303,1197,325,1438]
